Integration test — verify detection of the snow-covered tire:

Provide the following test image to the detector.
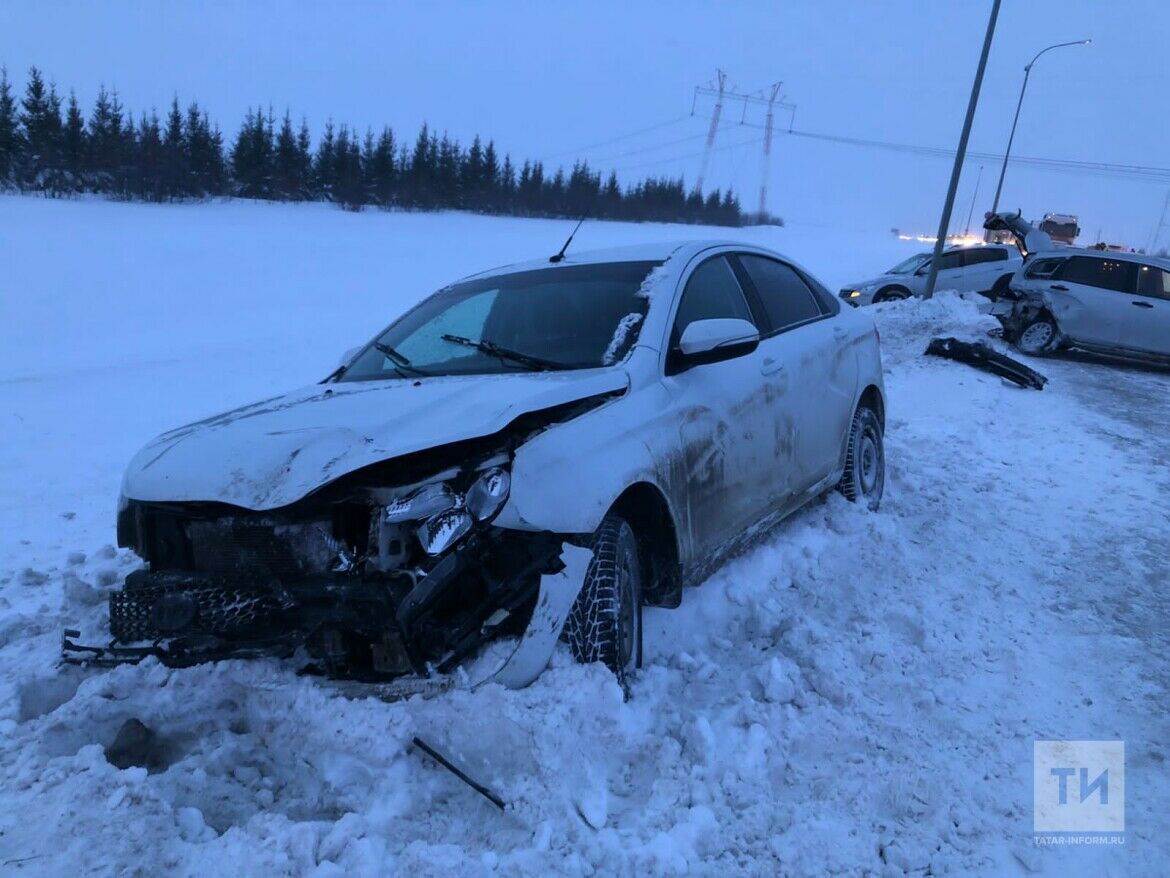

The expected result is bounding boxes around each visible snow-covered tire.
[1016,314,1059,356]
[838,405,884,511]
[564,514,642,676]
[873,287,910,303]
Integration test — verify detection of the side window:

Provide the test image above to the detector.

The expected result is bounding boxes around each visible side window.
[960,249,992,266]
[1136,264,1170,300]
[1025,257,1065,279]
[1061,256,1136,293]
[737,254,822,332]
[935,251,964,271]
[671,256,753,345]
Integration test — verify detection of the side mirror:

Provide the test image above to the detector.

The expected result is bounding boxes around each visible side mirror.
[338,345,363,368]
[915,263,931,276]
[671,318,759,372]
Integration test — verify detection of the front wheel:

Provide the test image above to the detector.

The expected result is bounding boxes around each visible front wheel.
[873,287,910,304]
[564,514,642,676]
[838,405,885,511]
[1016,314,1060,356]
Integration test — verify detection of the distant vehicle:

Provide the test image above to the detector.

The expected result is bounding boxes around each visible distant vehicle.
[71,242,887,683]
[985,212,1170,365]
[839,244,1023,306]
[1038,213,1080,245]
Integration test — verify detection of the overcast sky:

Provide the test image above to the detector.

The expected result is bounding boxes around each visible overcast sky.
[3,1,1166,244]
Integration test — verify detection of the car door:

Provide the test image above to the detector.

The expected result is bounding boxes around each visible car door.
[734,253,859,499]
[1049,255,1139,345]
[661,254,780,562]
[924,249,966,292]
[963,248,1012,292]
[1132,262,1170,355]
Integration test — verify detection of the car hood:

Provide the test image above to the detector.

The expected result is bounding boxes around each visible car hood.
[122,370,629,510]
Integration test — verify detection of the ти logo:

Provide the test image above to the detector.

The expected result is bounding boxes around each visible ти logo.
[1034,741,1125,834]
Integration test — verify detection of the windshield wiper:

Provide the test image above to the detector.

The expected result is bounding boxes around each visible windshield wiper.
[440,334,565,371]
[373,342,429,376]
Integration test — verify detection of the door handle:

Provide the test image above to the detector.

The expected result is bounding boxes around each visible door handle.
[1049,284,1069,291]
[761,357,785,375]
[1131,300,1154,309]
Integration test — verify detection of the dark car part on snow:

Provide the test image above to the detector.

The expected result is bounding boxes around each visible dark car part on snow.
[924,337,1048,390]
[411,736,506,810]
[105,718,158,770]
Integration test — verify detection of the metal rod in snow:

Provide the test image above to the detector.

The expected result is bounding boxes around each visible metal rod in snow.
[694,69,726,197]
[411,736,506,811]
[923,0,1001,300]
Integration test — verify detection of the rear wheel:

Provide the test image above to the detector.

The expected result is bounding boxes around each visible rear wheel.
[564,514,642,676]
[1016,314,1059,355]
[838,405,885,511]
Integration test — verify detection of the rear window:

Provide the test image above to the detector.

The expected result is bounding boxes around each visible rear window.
[1060,256,1136,293]
[963,248,1009,266]
[737,254,823,333]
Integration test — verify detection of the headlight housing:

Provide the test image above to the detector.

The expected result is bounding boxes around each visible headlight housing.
[384,482,458,523]
[466,467,510,521]
[417,509,473,555]
[382,463,512,556]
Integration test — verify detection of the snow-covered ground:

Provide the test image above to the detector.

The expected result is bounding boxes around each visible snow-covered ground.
[1,196,1167,876]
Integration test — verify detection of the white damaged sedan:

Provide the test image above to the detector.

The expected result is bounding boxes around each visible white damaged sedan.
[74,241,886,685]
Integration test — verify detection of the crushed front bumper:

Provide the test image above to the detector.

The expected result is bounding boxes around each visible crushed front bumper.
[63,530,570,682]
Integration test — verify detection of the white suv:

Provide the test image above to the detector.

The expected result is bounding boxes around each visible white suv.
[840,244,1022,306]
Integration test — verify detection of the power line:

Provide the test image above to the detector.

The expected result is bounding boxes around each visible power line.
[538,115,692,162]
[610,136,764,176]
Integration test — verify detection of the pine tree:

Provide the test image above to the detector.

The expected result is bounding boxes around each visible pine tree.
[365,126,395,206]
[19,67,64,190]
[0,68,20,186]
[331,125,363,209]
[462,134,484,208]
[231,107,273,198]
[482,140,500,209]
[314,119,336,200]
[295,117,313,198]
[61,91,86,188]
[136,110,164,200]
[273,111,302,200]
[498,154,515,212]
[407,123,431,207]
[161,97,186,198]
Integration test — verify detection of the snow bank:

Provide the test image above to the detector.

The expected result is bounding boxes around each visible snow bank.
[1,197,1167,875]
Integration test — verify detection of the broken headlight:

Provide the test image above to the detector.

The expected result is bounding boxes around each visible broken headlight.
[378,464,512,558]
[466,467,510,522]
[417,508,474,555]
[384,482,458,523]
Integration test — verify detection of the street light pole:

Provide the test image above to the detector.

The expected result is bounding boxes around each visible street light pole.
[922,0,1001,300]
[989,39,1091,216]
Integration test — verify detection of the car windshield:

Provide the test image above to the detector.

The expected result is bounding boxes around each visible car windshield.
[339,260,660,381]
[888,253,931,274]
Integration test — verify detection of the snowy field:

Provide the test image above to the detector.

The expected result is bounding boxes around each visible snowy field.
[1,196,1167,876]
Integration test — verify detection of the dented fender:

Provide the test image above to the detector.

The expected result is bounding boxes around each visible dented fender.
[494,370,681,538]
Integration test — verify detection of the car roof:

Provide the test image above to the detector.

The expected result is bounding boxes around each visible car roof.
[457,239,777,282]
